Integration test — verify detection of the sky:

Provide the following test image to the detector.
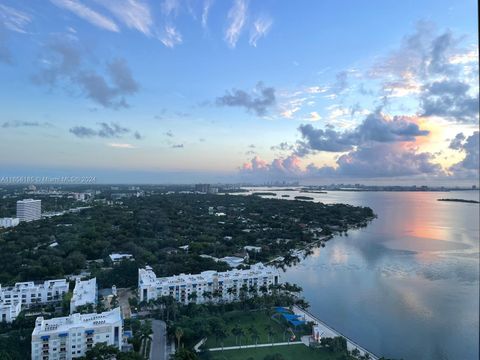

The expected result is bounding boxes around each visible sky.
[0,0,478,185]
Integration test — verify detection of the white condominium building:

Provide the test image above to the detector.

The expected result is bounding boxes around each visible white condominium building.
[16,199,42,222]
[70,278,97,314]
[138,263,280,304]
[31,307,123,360]
[0,279,69,307]
[0,301,21,323]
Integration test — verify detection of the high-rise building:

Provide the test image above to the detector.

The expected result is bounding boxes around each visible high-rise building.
[31,307,123,360]
[70,278,97,314]
[138,263,280,304]
[16,199,42,222]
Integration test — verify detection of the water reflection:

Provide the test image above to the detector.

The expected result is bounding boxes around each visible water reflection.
[246,189,479,360]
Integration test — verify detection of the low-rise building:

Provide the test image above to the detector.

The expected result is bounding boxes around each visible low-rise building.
[0,301,21,323]
[109,253,134,263]
[244,246,262,253]
[138,263,280,304]
[0,279,69,307]
[31,307,123,360]
[0,217,20,228]
[70,278,97,314]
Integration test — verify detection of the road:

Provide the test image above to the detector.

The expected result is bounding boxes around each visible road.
[117,288,133,319]
[150,320,167,360]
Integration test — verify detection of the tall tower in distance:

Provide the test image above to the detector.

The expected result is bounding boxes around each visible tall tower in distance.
[16,199,41,222]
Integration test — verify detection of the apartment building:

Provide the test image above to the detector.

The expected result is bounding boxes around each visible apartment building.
[0,279,69,307]
[0,301,21,323]
[70,278,97,314]
[138,263,280,304]
[31,307,122,360]
[16,199,42,222]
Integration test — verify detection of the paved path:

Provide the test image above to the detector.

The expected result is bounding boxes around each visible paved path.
[117,288,132,319]
[209,341,303,351]
[150,320,167,360]
[292,305,379,359]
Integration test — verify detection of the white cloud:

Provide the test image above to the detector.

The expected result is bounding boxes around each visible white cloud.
[305,111,322,122]
[202,0,213,28]
[95,0,153,36]
[107,142,136,148]
[50,0,119,32]
[161,0,180,17]
[159,24,182,48]
[249,16,272,47]
[225,0,247,48]
[0,4,32,33]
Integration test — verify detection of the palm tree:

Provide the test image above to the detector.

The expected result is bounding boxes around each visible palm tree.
[248,326,259,346]
[187,291,197,304]
[214,324,227,351]
[231,324,241,346]
[238,327,245,347]
[227,286,236,301]
[175,327,184,349]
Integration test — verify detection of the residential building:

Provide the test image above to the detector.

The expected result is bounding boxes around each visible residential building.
[138,263,280,304]
[108,253,134,263]
[70,278,97,314]
[0,217,20,228]
[0,301,21,323]
[0,279,68,307]
[16,199,42,222]
[31,307,123,360]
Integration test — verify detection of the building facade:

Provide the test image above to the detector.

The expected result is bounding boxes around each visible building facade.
[31,307,123,360]
[138,263,280,304]
[16,199,42,222]
[70,278,97,314]
[0,279,69,307]
[0,217,20,228]
[0,301,21,323]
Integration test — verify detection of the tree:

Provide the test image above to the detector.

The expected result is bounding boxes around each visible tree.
[248,326,260,346]
[172,348,198,360]
[175,327,184,349]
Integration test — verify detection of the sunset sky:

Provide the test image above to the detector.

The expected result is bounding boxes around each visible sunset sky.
[0,0,478,184]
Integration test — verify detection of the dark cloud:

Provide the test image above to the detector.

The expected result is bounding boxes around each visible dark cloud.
[420,80,479,123]
[296,112,429,155]
[2,120,51,128]
[449,131,479,178]
[172,144,184,148]
[332,71,349,93]
[32,37,139,109]
[165,130,174,137]
[216,82,275,116]
[69,122,140,139]
[270,142,293,152]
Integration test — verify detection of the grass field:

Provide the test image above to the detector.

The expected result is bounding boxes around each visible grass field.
[204,310,309,348]
[209,344,346,360]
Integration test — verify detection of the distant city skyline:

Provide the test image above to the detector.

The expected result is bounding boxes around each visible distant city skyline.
[0,0,478,185]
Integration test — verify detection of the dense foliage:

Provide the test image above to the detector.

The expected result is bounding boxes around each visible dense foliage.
[0,192,373,287]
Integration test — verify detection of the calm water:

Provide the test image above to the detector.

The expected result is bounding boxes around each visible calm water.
[247,189,480,360]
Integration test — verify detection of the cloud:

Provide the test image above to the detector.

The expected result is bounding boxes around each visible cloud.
[171,143,184,148]
[69,122,141,139]
[420,80,479,123]
[305,111,321,122]
[201,0,213,28]
[161,0,181,17]
[216,82,275,116]
[0,4,32,33]
[270,142,294,152]
[165,130,174,137]
[50,0,119,32]
[32,37,139,108]
[249,16,272,47]
[225,0,247,48]
[2,120,52,128]
[296,112,429,155]
[449,131,479,178]
[159,24,182,48]
[107,142,136,149]
[95,0,153,36]
[241,142,443,182]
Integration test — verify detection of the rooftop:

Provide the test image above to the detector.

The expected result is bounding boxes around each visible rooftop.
[32,307,121,335]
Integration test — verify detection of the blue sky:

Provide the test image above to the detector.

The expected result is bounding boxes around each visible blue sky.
[0,0,478,184]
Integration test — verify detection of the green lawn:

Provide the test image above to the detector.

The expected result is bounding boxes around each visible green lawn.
[209,343,346,360]
[205,310,309,349]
